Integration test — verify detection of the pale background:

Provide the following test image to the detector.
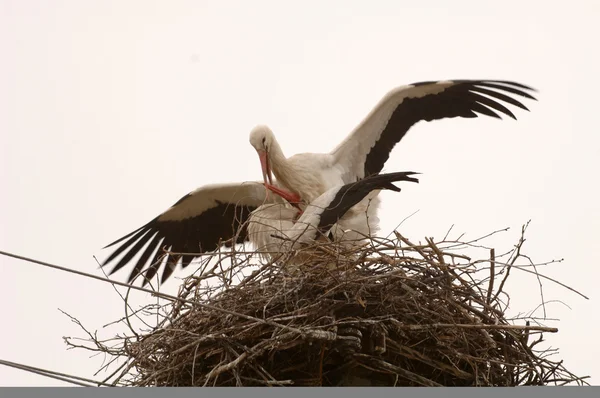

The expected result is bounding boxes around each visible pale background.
[1,0,598,386]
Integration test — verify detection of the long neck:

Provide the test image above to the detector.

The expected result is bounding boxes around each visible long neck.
[268,136,326,202]
[268,137,294,187]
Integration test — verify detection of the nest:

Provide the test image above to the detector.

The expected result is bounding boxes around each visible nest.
[67,223,587,386]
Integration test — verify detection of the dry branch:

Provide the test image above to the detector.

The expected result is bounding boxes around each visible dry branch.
[64,225,587,387]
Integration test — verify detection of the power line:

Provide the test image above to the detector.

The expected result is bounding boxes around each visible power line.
[0,249,332,338]
[0,358,110,387]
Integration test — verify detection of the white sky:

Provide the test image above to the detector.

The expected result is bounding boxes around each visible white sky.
[1,0,599,386]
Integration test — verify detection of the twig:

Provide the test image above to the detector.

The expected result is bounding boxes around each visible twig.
[486,248,496,306]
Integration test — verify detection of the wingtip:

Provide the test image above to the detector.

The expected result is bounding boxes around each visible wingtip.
[400,171,420,184]
[102,217,158,250]
[381,182,402,192]
[108,264,120,276]
[484,79,538,93]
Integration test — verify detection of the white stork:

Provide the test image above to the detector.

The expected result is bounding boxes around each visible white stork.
[249,79,537,204]
[101,172,418,286]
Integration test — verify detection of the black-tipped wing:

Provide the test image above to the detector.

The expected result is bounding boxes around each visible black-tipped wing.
[298,171,420,235]
[331,80,537,181]
[101,182,275,285]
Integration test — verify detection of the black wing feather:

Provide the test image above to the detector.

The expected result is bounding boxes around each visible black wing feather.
[465,101,502,119]
[464,92,516,119]
[484,80,537,91]
[126,233,163,284]
[471,81,537,99]
[471,87,529,111]
[317,172,420,233]
[363,80,537,177]
[102,200,260,286]
[108,229,156,275]
[103,226,154,267]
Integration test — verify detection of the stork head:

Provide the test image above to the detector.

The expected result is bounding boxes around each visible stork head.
[249,124,275,185]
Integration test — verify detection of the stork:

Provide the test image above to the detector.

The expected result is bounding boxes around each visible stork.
[249,79,537,204]
[100,172,418,286]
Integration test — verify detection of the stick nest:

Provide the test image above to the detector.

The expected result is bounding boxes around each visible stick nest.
[67,223,588,386]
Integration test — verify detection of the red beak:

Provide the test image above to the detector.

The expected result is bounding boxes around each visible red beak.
[264,183,303,210]
[258,150,273,185]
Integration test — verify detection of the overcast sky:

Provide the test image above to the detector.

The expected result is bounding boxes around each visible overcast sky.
[1,0,599,386]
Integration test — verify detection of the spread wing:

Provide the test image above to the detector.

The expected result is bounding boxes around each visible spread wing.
[331,80,536,182]
[101,181,279,285]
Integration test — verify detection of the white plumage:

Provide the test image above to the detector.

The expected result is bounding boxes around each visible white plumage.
[247,190,380,260]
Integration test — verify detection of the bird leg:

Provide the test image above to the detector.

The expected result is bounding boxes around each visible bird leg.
[264,183,304,213]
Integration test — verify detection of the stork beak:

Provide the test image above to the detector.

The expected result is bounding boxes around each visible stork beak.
[258,150,273,185]
[264,183,303,210]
